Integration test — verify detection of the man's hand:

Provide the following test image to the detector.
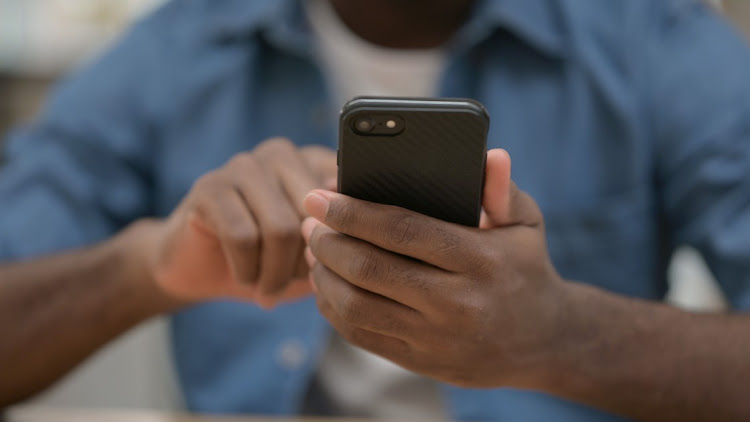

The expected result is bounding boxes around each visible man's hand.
[150,138,336,307]
[0,138,336,406]
[301,149,567,388]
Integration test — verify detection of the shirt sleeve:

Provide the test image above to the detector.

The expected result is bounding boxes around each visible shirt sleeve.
[0,4,178,261]
[644,0,750,309]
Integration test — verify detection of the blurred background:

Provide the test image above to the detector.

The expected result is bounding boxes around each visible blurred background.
[0,0,182,411]
[0,0,749,413]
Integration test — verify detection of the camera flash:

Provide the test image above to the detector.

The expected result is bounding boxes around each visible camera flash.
[386,120,397,129]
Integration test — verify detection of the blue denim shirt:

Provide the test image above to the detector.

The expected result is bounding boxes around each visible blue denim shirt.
[2,0,750,420]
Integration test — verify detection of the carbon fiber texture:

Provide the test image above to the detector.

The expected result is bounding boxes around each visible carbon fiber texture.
[339,107,488,227]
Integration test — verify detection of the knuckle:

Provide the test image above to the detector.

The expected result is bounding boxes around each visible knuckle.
[189,197,218,221]
[256,137,295,157]
[227,152,256,169]
[428,227,464,258]
[327,199,359,231]
[348,247,385,282]
[300,145,327,159]
[467,239,503,279]
[399,266,432,292]
[338,290,367,323]
[384,212,420,249]
[191,172,225,195]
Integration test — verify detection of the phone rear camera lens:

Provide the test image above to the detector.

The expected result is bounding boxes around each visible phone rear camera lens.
[356,118,373,132]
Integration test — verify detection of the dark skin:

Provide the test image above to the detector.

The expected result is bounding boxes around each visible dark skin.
[328,0,475,48]
[0,140,337,405]
[0,1,749,420]
[302,151,750,421]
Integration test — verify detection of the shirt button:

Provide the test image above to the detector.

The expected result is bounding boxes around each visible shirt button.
[276,339,308,371]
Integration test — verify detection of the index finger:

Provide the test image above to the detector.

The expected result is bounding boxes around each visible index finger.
[256,139,331,217]
[303,190,481,272]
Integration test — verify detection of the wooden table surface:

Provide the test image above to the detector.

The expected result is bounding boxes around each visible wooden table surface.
[5,407,391,422]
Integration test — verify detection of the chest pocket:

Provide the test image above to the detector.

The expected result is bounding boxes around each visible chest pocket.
[542,184,665,299]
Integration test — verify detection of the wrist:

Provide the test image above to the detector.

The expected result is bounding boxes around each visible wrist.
[529,281,611,395]
[533,281,673,401]
[514,277,585,391]
[109,219,188,316]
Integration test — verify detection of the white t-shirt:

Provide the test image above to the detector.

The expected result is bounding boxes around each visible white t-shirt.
[308,0,447,107]
[305,0,448,419]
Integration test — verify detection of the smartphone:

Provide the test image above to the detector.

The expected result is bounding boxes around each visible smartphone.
[338,97,489,227]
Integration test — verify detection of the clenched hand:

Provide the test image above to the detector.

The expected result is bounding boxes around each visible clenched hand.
[146,138,336,308]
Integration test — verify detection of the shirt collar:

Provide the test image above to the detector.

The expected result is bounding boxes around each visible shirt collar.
[470,0,566,57]
[206,0,566,58]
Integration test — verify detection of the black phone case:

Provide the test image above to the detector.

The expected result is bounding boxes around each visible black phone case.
[338,97,489,227]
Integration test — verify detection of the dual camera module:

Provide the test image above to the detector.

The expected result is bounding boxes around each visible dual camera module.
[351,114,405,136]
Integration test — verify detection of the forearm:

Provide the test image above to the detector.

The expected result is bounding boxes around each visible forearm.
[545,282,749,421]
[0,220,182,407]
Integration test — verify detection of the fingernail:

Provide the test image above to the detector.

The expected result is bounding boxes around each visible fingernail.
[303,191,330,221]
[301,217,317,243]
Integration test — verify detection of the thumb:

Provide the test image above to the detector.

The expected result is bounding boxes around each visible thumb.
[480,149,542,229]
